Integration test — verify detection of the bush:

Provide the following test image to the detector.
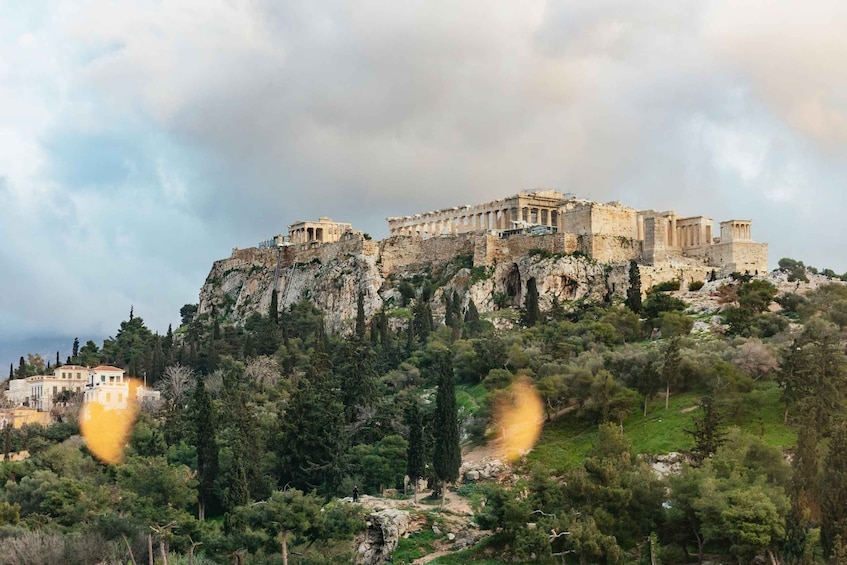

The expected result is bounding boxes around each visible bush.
[651,279,681,292]
[658,311,694,337]
[688,280,705,291]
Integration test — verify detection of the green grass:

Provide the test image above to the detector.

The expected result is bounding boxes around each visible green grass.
[527,385,796,473]
[393,530,438,564]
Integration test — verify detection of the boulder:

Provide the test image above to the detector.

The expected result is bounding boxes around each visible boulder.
[354,509,410,565]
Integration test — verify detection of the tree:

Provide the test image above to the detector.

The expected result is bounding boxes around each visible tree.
[180,304,198,326]
[626,260,642,314]
[72,338,79,362]
[632,359,661,417]
[684,395,725,464]
[355,291,366,339]
[463,298,483,338]
[269,289,279,325]
[432,349,460,505]
[662,337,682,410]
[406,402,425,503]
[778,319,847,431]
[277,352,347,494]
[191,378,218,521]
[521,277,541,327]
[821,422,847,558]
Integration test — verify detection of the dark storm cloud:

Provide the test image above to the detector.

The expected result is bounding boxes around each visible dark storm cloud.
[1,0,846,343]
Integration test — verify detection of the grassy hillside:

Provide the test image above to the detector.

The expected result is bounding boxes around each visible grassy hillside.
[527,383,796,472]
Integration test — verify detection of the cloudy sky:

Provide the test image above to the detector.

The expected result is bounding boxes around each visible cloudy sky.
[2,0,846,348]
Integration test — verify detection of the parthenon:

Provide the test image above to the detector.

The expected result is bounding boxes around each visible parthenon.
[385,189,768,274]
[386,190,567,237]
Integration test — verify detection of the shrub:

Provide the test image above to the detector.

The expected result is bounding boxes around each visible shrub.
[688,280,705,291]
[651,279,681,292]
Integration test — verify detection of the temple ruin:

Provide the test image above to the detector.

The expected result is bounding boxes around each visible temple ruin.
[385,190,768,275]
[288,217,357,244]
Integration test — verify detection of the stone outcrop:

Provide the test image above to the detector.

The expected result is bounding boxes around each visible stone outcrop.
[197,228,763,334]
[354,509,410,565]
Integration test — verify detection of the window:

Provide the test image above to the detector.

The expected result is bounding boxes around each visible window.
[101,375,105,382]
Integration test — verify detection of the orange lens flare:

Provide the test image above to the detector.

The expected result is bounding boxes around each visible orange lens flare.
[492,378,544,462]
[80,378,142,464]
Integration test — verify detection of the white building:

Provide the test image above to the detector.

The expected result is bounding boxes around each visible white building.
[84,365,160,411]
[14,365,89,412]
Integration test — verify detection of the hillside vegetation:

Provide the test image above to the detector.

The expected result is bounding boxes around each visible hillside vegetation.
[1,260,847,565]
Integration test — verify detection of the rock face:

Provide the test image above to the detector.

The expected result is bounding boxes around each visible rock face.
[197,233,706,333]
[354,509,410,565]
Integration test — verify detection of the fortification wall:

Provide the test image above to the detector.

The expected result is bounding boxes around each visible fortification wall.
[378,235,476,274]
[706,242,769,276]
[562,206,593,235]
[584,235,642,264]
[589,206,638,239]
[640,264,713,292]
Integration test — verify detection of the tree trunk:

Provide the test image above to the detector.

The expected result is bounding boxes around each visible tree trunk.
[441,480,446,509]
[665,383,670,410]
[644,397,649,417]
[281,529,289,565]
[413,479,418,504]
[148,534,154,565]
[198,497,205,521]
[121,534,138,565]
[160,539,168,565]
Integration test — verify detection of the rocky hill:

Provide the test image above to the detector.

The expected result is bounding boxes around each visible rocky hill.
[197,232,716,332]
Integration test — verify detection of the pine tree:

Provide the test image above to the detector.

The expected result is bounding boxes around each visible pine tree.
[684,395,725,463]
[625,261,642,314]
[406,402,426,503]
[432,350,460,506]
[822,422,847,557]
[521,277,541,327]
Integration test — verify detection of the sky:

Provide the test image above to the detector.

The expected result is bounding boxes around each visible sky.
[1,0,847,348]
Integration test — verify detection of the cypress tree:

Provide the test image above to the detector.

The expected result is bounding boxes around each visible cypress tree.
[444,292,455,329]
[463,298,482,338]
[55,351,60,367]
[355,291,366,339]
[193,377,219,521]
[269,289,279,325]
[521,277,541,327]
[8,364,12,380]
[17,357,25,379]
[626,260,642,314]
[432,350,460,506]
[406,402,426,503]
[72,337,79,362]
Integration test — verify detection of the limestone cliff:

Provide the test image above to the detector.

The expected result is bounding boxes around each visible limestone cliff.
[197,233,711,332]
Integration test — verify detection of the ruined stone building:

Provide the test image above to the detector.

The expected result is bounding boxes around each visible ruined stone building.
[385,189,768,275]
[288,217,358,244]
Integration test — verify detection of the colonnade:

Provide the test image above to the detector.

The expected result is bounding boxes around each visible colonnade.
[387,205,560,237]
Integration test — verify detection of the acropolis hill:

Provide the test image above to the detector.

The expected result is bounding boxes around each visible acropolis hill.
[198,190,767,333]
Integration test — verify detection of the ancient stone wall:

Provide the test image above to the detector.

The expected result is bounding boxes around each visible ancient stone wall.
[584,235,642,263]
[378,235,476,275]
[706,241,769,276]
